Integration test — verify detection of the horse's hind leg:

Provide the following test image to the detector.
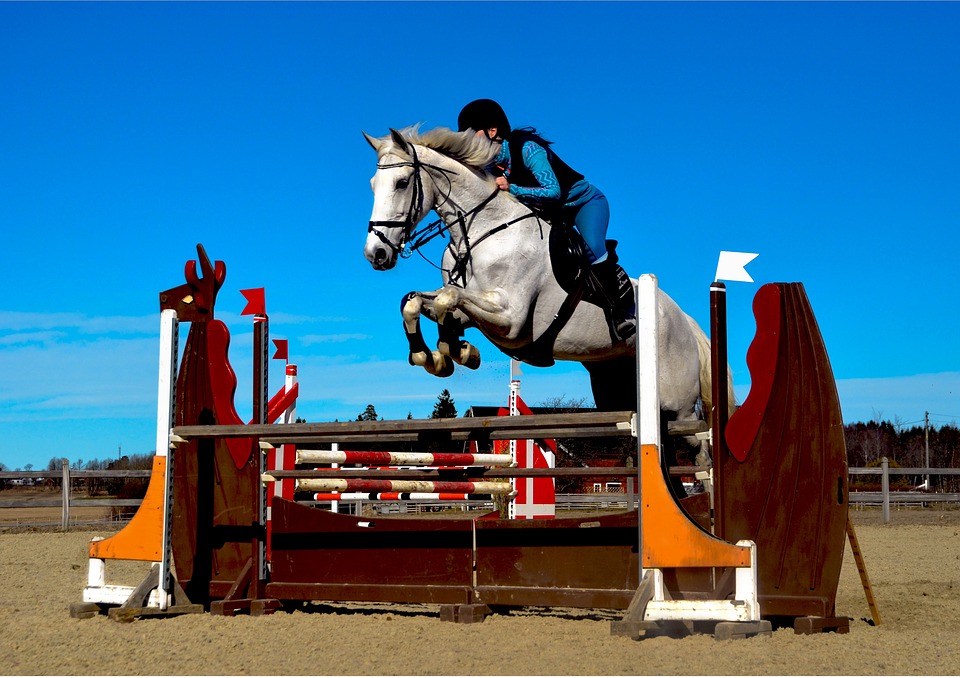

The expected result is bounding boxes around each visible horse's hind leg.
[401,292,454,377]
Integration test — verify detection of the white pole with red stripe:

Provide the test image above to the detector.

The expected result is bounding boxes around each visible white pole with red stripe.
[508,360,557,520]
[289,478,513,495]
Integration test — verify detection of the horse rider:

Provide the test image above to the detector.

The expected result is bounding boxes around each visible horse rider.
[457,98,635,340]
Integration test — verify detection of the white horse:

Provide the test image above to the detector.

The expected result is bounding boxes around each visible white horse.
[363,126,725,441]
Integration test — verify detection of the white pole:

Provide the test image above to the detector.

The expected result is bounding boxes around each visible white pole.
[881,457,890,525]
[276,365,298,505]
[156,309,179,610]
[635,274,661,591]
[330,442,340,514]
[508,372,520,520]
[636,275,661,450]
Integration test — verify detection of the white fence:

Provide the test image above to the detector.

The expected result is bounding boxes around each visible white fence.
[0,461,149,529]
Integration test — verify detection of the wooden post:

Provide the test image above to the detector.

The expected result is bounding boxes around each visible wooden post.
[60,458,70,531]
[845,516,882,625]
[710,282,729,538]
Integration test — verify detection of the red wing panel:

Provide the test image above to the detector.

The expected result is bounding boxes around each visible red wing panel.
[725,284,782,462]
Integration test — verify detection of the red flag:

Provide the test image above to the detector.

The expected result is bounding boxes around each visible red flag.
[240,288,266,316]
[273,339,289,362]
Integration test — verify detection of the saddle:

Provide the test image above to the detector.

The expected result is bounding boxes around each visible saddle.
[509,217,635,368]
[548,224,634,311]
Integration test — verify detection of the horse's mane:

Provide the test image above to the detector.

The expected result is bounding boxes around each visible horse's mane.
[385,124,501,171]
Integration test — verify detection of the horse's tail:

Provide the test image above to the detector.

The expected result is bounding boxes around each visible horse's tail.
[691,319,735,427]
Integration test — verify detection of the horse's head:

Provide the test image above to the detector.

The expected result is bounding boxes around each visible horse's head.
[363,128,437,270]
[363,125,501,271]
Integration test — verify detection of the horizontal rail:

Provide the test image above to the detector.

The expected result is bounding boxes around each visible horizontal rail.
[294,478,514,495]
[265,467,639,481]
[173,411,634,440]
[295,450,515,467]
[0,470,151,480]
[849,467,960,476]
[0,498,143,509]
[171,413,711,445]
[850,492,960,503]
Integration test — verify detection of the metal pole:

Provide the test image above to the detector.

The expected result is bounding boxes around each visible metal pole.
[924,411,930,490]
[252,314,269,593]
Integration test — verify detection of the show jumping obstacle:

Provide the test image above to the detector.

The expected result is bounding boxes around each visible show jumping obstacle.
[73,244,854,638]
[271,377,555,516]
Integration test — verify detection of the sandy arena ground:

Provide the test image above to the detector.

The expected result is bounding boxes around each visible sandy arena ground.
[1,508,959,676]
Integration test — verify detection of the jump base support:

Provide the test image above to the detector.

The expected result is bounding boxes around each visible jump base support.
[439,603,492,624]
[611,619,692,640]
[209,598,283,617]
[794,615,851,635]
[71,562,204,622]
[713,620,774,641]
[107,603,205,623]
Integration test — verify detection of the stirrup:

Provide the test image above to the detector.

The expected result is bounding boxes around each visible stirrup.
[611,314,636,342]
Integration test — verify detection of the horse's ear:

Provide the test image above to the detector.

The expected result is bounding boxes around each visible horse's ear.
[389,128,410,153]
[362,131,382,152]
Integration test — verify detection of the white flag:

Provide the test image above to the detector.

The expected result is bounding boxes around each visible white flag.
[715,251,759,283]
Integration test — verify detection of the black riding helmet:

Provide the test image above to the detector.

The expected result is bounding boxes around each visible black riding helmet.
[457,99,511,136]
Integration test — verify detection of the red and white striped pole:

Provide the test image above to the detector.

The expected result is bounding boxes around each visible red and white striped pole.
[275,363,298,503]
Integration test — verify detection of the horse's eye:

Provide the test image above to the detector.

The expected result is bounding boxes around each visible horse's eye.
[396,178,410,190]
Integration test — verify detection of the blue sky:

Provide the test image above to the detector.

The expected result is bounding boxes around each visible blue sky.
[2,2,959,471]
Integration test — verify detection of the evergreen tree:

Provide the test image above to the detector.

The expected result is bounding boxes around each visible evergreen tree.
[356,404,379,421]
[430,389,458,419]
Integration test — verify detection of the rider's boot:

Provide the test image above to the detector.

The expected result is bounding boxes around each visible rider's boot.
[590,258,636,341]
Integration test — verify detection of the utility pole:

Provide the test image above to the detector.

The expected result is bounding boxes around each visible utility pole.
[924,411,930,490]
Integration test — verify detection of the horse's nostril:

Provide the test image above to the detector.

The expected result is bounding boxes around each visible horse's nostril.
[375,248,387,264]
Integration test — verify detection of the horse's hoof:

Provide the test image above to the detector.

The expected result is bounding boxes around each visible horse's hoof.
[461,347,481,370]
[431,352,455,378]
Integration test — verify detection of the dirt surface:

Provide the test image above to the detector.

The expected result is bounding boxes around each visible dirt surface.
[2,508,959,676]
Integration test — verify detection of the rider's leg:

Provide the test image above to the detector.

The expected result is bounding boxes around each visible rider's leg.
[572,190,636,340]
[570,186,610,264]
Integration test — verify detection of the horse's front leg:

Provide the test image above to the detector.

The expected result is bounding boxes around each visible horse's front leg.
[434,286,519,342]
[436,308,481,370]
[400,292,454,377]
[410,291,481,371]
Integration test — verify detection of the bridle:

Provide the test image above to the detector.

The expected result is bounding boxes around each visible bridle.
[367,143,439,260]
[367,142,537,276]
